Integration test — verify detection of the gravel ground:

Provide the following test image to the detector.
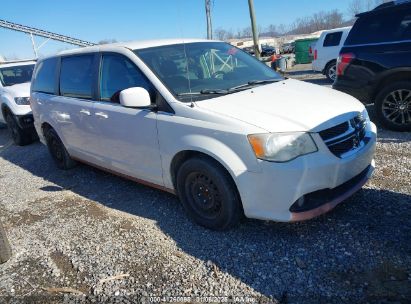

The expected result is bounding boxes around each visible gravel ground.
[0,70,410,303]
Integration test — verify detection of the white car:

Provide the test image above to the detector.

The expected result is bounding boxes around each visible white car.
[30,39,376,230]
[312,27,352,82]
[0,60,38,145]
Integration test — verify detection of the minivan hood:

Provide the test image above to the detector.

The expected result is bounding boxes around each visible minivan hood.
[196,79,365,133]
[3,82,31,98]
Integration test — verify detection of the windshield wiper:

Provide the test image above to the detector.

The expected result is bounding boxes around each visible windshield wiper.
[177,89,230,96]
[228,79,282,91]
[176,79,282,98]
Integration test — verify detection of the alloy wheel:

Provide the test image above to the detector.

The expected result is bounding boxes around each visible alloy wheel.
[328,65,337,81]
[382,89,411,126]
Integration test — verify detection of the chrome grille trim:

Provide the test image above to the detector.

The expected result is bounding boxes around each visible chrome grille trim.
[319,113,367,158]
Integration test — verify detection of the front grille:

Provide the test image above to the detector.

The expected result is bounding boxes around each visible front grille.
[319,113,367,158]
[319,122,349,141]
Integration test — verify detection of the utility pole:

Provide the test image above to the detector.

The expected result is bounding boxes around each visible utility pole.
[0,219,11,264]
[248,0,260,59]
[205,0,213,39]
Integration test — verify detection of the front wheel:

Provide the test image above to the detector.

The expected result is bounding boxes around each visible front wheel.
[375,82,411,132]
[325,61,337,82]
[176,157,243,230]
[5,113,35,146]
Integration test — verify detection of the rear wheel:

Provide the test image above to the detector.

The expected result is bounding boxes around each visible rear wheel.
[5,113,34,146]
[176,157,243,230]
[375,82,411,132]
[325,61,337,82]
[44,128,77,169]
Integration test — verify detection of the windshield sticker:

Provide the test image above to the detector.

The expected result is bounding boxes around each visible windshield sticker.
[227,48,238,55]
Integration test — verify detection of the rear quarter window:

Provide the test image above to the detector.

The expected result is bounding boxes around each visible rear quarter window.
[32,58,58,94]
[60,55,94,99]
[346,8,411,45]
[323,32,343,47]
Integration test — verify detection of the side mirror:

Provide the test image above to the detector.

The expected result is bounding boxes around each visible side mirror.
[119,87,151,108]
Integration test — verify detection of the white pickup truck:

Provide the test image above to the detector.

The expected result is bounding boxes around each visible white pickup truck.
[312,27,352,82]
[0,59,38,145]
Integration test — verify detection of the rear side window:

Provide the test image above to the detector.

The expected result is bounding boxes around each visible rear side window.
[99,54,153,103]
[323,32,343,47]
[346,9,411,45]
[60,55,94,99]
[32,58,57,94]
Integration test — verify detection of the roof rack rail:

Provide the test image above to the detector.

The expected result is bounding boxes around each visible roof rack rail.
[374,0,410,10]
[356,0,410,17]
[0,58,37,65]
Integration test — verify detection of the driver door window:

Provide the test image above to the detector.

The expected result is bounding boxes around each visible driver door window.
[100,54,153,103]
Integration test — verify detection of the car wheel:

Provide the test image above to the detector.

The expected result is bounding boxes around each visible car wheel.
[176,156,243,230]
[375,82,411,132]
[45,128,77,169]
[5,113,33,146]
[325,62,337,82]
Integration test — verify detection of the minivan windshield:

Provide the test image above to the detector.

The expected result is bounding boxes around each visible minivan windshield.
[134,42,283,101]
[0,64,35,87]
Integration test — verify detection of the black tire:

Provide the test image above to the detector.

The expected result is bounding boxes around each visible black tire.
[5,113,35,146]
[325,61,337,83]
[176,156,243,231]
[375,81,411,132]
[44,128,77,169]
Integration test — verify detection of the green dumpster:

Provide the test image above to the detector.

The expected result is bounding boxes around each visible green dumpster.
[294,38,318,64]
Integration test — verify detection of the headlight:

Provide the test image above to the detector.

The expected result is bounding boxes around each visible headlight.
[14,97,30,105]
[248,132,318,162]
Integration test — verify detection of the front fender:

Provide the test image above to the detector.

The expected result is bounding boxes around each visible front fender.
[157,116,261,189]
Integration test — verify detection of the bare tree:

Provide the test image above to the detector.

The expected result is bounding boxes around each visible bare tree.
[326,10,344,29]
[242,26,252,38]
[277,24,287,35]
[348,0,390,18]
[289,10,345,34]
[265,24,277,37]
[214,28,234,41]
[218,8,349,39]
[348,0,363,18]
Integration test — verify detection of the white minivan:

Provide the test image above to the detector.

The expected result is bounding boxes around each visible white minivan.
[312,27,352,82]
[30,39,376,230]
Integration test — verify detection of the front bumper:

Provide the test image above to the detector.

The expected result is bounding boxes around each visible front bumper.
[290,163,374,221]
[236,122,377,222]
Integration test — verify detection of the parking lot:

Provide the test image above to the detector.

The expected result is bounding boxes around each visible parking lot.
[0,67,410,303]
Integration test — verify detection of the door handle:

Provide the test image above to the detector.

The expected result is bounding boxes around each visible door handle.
[79,109,91,116]
[95,112,108,119]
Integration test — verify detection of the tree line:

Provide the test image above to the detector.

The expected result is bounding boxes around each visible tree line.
[214,0,390,41]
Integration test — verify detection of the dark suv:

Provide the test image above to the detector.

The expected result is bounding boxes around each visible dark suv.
[333,0,411,131]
